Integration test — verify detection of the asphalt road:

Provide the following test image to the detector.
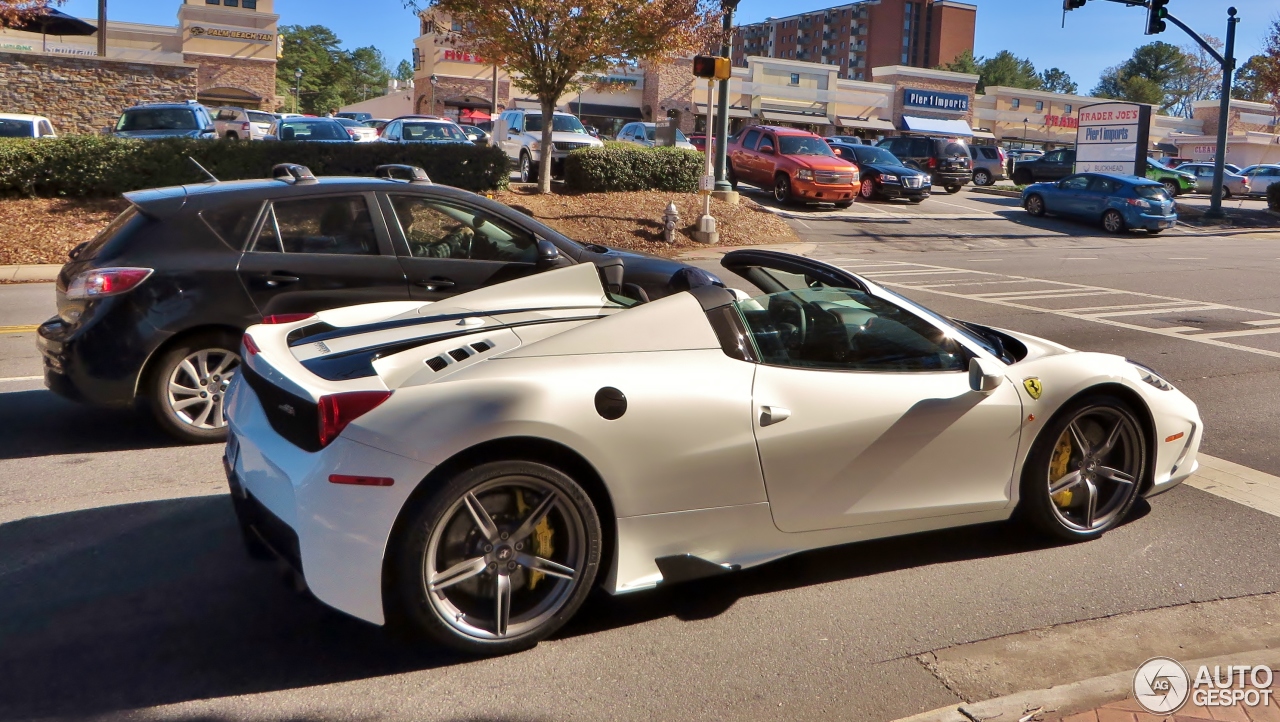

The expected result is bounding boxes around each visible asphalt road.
[2,192,1280,721]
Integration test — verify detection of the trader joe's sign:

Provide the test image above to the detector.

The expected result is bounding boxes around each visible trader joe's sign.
[1074,102,1151,176]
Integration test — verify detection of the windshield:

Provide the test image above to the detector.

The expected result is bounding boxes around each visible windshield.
[247,111,275,124]
[524,114,587,134]
[854,146,904,166]
[0,119,35,138]
[117,108,198,131]
[778,136,835,156]
[280,120,348,140]
[1134,185,1172,201]
[403,122,468,141]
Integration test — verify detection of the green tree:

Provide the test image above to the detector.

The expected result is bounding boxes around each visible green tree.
[1039,67,1077,95]
[348,46,392,101]
[1091,42,1189,114]
[276,25,346,113]
[980,51,1041,92]
[1171,36,1222,118]
[1235,19,1280,107]
[937,49,980,76]
[395,59,416,83]
[1093,65,1165,106]
[1233,55,1270,102]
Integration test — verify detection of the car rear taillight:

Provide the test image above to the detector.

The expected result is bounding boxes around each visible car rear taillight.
[65,267,153,300]
[317,391,391,448]
[241,122,251,131]
[242,332,261,356]
[928,157,937,169]
[262,313,315,325]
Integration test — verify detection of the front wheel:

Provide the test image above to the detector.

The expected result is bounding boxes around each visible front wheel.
[773,174,793,205]
[1102,209,1127,234]
[834,199,854,209]
[148,333,241,443]
[1025,194,1046,217]
[519,153,535,183]
[393,460,602,656]
[859,179,877,200]
[1162,180,1180,197]
[1018,395,1147,541]
[973,169,992,186]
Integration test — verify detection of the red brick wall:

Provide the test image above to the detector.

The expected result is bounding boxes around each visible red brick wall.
[928,3,976,67]
[184,53,277,110]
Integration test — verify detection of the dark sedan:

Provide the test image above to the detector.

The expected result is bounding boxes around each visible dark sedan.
[37,164,721,443]
[829,143,932,203]
[274,117,353,142]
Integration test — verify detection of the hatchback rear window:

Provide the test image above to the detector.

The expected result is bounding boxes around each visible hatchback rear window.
[1134,185,1172,201]
[201,201,263,250]
[77,206,144,261]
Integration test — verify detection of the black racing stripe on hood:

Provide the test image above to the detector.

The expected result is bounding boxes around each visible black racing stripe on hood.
[290,306,615,348]
[301,314,609,381]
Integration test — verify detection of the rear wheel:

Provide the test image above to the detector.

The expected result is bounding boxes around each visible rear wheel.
[1013,169,1033,186]
[973,169,992,186]
[1222,187,1232,200]
[1025,194,1046,217]
[773,173,793,205]
[1019,395,1147,541]
[1162,180,1180,197]
[946,184,963,194]
[148,332,241,444]
[394,460,601,656]
[1102,209,1127,234]
[726,163,739,190]
[225,132,239,141]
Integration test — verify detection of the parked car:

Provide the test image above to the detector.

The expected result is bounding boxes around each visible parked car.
[615,122,697,150]
[825,135,864,146]
[1144,158,1196,197]
[378,117,472,145]
[1172,163,1251,198]
[335,111,373,123]
[212,107,274,141]
[112,101,218,140]
[876,136,971,193]
[493,109,604,182]
[459,124,491,145]
[1007,149,1044,164]
[1239,165,1280,197]
[687,133,710,152]
[363,118,390,135]
[37,163,720,443]
[334,117,379,142]
[969,145,1008,186]
[830,143,930,203]
[272,117,354,143]
[1011,148,1075,185]
[0,113,57,139]
[727,125,860,207]
[1182,161,1243,175]
[1022,172,1177,234]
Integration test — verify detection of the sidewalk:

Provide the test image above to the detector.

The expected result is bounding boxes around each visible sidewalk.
[0,264,59,282]
[1063,687,1280,722]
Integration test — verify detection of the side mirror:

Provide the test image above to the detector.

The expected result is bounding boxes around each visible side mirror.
[536,238,562,268]
[969,357,1004,394]
[759,144,774,154]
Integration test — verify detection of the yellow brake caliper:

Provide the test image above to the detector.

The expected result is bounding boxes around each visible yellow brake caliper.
[515,490,555,590]
[1050,432,1074,506]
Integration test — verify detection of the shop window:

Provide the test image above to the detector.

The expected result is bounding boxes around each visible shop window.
[790,73,800,85]
[223,0,238,6]
[1035,101,1044,112]
[1011,98,1020,109]
[1064,104,1073,114]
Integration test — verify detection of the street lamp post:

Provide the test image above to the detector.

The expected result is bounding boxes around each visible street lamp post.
[712,0,741,193]
[294,68,303,114]
[430,74,439,115]
[1022,118,1029,149]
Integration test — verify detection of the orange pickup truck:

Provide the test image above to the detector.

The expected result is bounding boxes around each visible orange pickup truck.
[727,125,860,207]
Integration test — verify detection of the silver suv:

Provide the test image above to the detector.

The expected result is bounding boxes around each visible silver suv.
[968,144,1008,186]
[494,109,604,182]
[212,107,274,141]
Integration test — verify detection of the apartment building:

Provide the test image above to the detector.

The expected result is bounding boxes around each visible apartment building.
[731,0,975,81]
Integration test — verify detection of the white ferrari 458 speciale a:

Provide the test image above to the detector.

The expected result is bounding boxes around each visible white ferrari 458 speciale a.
[224,250,1201,655]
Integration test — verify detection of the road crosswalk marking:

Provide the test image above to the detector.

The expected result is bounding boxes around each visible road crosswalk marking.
[1190,455,1280,518]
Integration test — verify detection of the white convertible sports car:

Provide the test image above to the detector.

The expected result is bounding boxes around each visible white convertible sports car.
[224,250,1201,655]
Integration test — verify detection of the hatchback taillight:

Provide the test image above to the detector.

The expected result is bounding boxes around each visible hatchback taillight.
[317,391,391,448]
[65,267,153,300]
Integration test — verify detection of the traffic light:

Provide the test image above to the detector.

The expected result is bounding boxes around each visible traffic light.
[1062,0,1087,10]
[1146,0,1168,34]
[692,55,731,81]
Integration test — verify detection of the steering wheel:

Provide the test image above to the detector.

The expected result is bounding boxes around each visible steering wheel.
[770,296,808,351]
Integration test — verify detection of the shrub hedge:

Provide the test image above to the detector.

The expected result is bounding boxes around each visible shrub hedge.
[0,136,509,198]
[1269,181,1280,212]
[563,144,704,193]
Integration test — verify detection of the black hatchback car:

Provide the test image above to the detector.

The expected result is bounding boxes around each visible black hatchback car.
[829,143,932,203]
[38,164,720,443]
[875,136,971,193]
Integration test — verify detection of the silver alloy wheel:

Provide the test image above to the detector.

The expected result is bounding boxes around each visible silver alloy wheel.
[974,170,990,186]
[166,348,239,430]
[1046,406,1143,532]
[424,475,586,641]
[1026,195,1044,216]
[1162,180,1179,196]
[1103,209,1125,233]
[519,155,532,183]
[860,179,875,199]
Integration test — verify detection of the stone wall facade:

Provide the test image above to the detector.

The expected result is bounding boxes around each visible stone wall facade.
[0,51,199,135]
[414,76,510,117]
[184,53,278,110]
[640,58,698,134]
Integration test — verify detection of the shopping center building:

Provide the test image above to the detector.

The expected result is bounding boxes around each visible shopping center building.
[0,0,280,132]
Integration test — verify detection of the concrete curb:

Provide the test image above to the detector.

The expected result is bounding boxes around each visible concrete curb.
[969,187,1023,199]
[0,264,60,283]
[895,648,1280,722]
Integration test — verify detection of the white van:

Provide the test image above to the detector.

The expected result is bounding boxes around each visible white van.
[494,109,604,182]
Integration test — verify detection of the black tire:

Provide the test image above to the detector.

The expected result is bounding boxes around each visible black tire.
[147,331,241,444]
[973,169,992,186]
[1102,209,1127,234]
[834,199,854,209]
[225,132,239,141]
[773,173,793,205]
[1221,187,1231,200]
[1013,169,1033,186]
[519,153,535,183]
[393,460,602,656]
[1018,395,1147,542]
[1148,228,1164,235]
[945,184,963,194]
[726,163,739,190]
[1025,194,1046,217]
[908,197,925,204]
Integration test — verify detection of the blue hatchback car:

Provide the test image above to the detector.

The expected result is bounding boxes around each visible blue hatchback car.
[1022,172,1177,234]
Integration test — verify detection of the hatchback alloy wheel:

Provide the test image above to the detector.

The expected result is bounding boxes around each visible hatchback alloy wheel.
[149,333,243,443]
[1103,209,1126,234]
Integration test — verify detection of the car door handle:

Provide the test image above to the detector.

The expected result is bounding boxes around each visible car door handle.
[414,277,456,290]
[263,272,300,287]
[759,405,791,427]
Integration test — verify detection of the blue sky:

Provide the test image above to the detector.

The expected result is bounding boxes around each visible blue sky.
[61,0,1275,95]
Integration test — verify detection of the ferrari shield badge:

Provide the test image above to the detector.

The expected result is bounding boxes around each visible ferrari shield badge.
[1023,377,1043,400]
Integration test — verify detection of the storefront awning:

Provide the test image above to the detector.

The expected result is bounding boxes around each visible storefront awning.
[972,130,996,139]
[695,103,753,119]
[901,115,974,137]
[837,117,895,131]
[570,102,642,120]
[760,110,831,125]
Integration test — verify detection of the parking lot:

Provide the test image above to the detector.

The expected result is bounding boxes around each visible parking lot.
[2,183,1279,720]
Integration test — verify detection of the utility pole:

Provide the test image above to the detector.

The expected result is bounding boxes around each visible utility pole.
[712,0,740,195]
[97,0,107,57]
